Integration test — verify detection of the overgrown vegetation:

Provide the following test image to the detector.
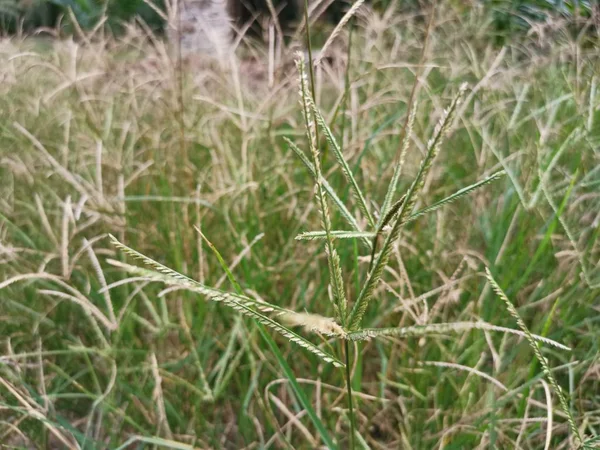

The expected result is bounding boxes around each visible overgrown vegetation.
[0,1,599,448]
[1,0,598,38]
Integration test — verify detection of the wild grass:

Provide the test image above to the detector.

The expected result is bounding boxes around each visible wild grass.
[0,2,599,448]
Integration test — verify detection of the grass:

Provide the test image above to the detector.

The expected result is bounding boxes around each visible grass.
[1,2,599,448]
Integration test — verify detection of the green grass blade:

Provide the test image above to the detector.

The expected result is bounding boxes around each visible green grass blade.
[540,171,599,289]
[515,172,576,290]
[259,324,339,449]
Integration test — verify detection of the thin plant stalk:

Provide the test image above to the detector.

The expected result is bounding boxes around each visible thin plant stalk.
[343,21,358,449]
[339,16,353,156]
[176,0,186,161]
[303,0,320,152]
[345,340,356,450]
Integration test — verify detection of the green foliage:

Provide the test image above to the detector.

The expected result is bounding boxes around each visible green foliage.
[0,0,164,33]
[485,0,596,42]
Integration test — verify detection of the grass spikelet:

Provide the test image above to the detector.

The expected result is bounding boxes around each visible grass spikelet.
[106,257,289,315]
[309,99,374,227]
[293,170,504,245]
[401,171,506,226]
[346,321,570,350]
[315,0,366,67]
[285,137,369,247]
[380,103,417,220]
[295,230,376,241]
[485,267,582,446]
[281,312,346,337]
[296,54,348,324]
[347,83,468,331]
[109,235,344,367]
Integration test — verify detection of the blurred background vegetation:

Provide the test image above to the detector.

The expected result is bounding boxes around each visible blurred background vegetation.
[0,0,166,34]
[0,0,597,39]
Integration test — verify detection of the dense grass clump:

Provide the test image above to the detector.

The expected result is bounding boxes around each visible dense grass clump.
[0,2,599,448]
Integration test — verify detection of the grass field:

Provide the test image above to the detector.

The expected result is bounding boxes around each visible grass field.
[1,3,599,449]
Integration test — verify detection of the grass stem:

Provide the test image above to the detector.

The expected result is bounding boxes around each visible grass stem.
[345,339,356,450]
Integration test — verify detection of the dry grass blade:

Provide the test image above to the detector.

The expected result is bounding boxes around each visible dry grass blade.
[314,0,365,66]
[539,172,599,289]
[0,273,117,332]
[421,360,508,391]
